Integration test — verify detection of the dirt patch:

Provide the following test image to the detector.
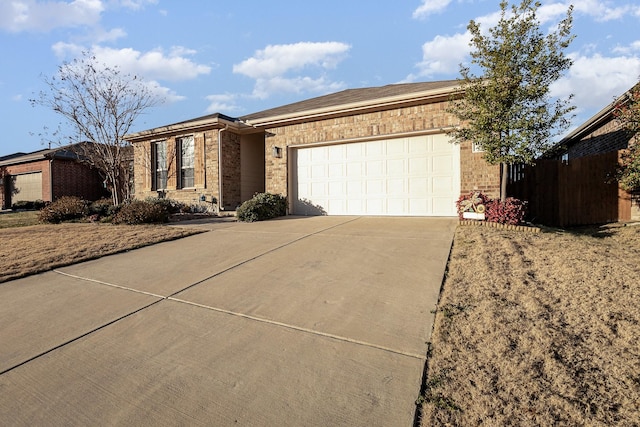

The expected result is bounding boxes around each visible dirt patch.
[0,223,201,283]
[420,224,640,426]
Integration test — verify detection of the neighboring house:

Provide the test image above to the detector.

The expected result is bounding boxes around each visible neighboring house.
[126,80,501,216]
[552,87,636,161]
[509,84,639,225]
[552,85,639,221]
[0,145,107,210]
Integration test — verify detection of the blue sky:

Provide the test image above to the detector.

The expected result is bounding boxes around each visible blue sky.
[1,0,640,155]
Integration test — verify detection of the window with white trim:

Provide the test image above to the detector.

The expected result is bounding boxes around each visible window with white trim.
[472,142,485,153]
[152,140,168,190]
[177,136,195,188]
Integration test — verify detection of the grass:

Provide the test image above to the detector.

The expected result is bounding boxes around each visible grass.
[0,215,202,283]
[420,223,640,426]
[0,210,40,229]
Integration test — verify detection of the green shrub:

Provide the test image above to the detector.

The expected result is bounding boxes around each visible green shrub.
[112,200,170,225]
[89,198,118,217]
[38,196,89,224]
[236,192,287,222]
[11,200,46,211]
[145,197,187,214]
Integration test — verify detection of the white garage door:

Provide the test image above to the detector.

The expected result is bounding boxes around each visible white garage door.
[292,134,460,216]
[11,172,43,202]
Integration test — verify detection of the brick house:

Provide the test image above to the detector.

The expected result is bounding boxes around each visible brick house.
[549,84,639,221]
[127,80,500,216]
[553,88,636,161]
[0,146,107,210]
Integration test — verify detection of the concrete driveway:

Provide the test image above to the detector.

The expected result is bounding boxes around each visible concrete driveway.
[0,216,456,426]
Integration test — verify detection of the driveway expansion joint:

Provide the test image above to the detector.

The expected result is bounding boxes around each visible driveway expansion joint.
[53,270,166,299]
[168,297,427,361]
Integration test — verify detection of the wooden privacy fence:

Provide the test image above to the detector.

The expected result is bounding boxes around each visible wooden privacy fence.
[508,151,631,227]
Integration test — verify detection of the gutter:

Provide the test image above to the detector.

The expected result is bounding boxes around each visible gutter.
[49,158,53,202]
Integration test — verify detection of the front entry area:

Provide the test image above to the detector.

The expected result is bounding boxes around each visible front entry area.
[291,134,460,216]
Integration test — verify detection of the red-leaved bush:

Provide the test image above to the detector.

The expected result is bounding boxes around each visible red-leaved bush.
[485,198,527,225]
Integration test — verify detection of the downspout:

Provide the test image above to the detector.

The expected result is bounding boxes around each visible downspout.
[218,125,227,211]
[49,158,54,203]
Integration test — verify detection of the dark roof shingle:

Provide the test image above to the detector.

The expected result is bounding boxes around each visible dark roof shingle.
[240,80,459,121]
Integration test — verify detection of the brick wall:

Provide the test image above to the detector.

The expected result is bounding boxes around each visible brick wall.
[221,131,241,209]
[264,100,499,199]
[133,129,223,208]
[567,116,633,159]
[51,159,106,201]
[0,160,50,209]
[0,159,106,209]
[460,143,501,199]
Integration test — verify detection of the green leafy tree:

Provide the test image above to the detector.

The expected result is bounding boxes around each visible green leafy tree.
[613,82,640,192]
[31,52,163,206]
[448,0,575,201]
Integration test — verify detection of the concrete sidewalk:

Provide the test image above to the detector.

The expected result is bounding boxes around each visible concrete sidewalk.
[0,216,456,426]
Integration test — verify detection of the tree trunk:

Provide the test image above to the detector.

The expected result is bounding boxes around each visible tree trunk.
[500,162,509,202]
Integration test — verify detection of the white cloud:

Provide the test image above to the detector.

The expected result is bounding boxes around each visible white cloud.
[205,94,240,113]
[571,0,638,22]
[145,80,184,103]
[234,42,350,79]
[251,76,346,100]
[112,0,157,11]
[0,0,104,32]
[613,40,640,55]
[52,43,212,81]
[233,42,350,99]
[408,32,470,79]
[551,53,640,112]
[412,0,452,20]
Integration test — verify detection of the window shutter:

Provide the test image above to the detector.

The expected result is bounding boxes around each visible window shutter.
[194,134,205,188]
[176,139,183,189]
[151,142,157,191]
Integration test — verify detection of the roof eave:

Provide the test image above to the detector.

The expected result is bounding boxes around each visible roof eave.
[245,85,462,128]
[125,115,256,142]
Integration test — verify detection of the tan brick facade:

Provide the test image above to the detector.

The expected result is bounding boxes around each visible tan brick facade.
[127,84,502,215]
[134,129,220,207]
[263,100,499,200]
[132,128,247,210]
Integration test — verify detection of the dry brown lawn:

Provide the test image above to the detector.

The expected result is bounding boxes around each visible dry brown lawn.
[0,222,201,283]
[420,224,640,427]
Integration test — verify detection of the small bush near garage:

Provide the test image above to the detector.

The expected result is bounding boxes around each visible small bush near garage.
[39,196,89,223]
[236,192,287,222]
[145,197,188,214]
[485,198,527,225]
[111,199,171,225]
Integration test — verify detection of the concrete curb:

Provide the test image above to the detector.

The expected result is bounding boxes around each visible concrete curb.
[458,220,541,233]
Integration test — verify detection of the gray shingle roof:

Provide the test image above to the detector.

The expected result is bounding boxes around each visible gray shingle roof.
[240,80,459,122]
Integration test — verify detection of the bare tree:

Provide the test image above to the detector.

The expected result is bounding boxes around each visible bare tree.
[31,52,163,205]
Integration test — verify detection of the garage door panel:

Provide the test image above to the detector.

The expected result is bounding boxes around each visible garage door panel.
[293,134,460,216]
[12,172,43,203]
[387,159,405,176]
[367,141,386,156]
